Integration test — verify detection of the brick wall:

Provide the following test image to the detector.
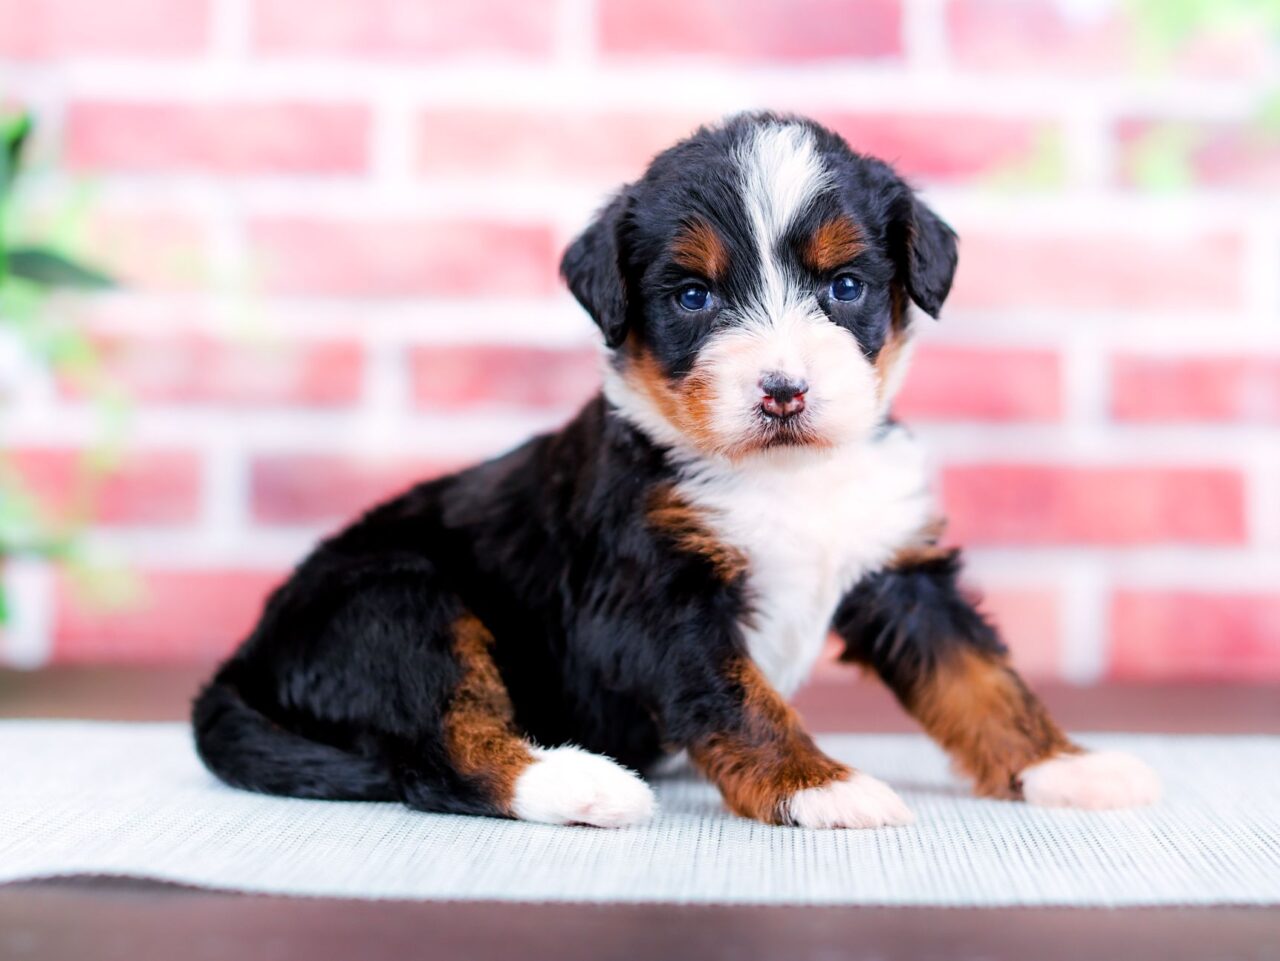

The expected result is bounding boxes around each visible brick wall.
[2,0,1277,680]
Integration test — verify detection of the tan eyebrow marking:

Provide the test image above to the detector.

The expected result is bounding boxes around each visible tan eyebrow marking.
[671,219,729,282]
[805,216,866,272]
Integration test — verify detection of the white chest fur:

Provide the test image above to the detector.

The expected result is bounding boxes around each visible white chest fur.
[674,428,934,697]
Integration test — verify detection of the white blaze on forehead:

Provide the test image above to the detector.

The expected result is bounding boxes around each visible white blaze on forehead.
[734,122,832,327]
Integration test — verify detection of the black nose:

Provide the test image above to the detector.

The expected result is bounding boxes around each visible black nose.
[759,372,808,419]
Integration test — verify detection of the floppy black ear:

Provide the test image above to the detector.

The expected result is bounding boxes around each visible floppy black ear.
[903,196,958,319]
[561,191,631,348]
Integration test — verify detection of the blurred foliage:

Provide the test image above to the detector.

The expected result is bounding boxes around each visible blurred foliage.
[1127,0,1280,59]
[1125,0,1280,190]
[984,0,1279,192]
[983,128,1068,192]
[1,111,138,626]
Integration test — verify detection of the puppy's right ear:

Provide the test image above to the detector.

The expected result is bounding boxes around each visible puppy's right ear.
[561,190,631,349]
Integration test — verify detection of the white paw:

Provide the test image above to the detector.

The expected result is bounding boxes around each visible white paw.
[511,746,656,828]
[1020,751,1162,810]
[785,771,915,829]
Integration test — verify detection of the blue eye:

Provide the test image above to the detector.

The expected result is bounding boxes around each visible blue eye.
[677,284,711,311]
[830,275,864,303]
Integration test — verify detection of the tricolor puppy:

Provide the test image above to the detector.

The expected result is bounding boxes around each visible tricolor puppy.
[194,114,1161,828]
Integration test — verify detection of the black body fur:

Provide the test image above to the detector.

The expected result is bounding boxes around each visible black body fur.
[195,398,762,814]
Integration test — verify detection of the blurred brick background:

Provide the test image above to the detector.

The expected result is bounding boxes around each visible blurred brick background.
[1,0,1277,680]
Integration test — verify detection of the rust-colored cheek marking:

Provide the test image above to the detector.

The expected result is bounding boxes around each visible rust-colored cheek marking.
[874,285,913,403]
[443,614,533,814]
[689,659,850,824]
[906,648,1079,799]
[647,485,748,582]
[874,328,907,403]
[805,216,866,273]
[622,343,719,450]
[671,219,729,282]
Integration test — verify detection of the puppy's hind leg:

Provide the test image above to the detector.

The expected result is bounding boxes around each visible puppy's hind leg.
[418,614,655,828]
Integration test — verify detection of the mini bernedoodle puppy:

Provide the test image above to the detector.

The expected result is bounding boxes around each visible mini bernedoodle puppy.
[195,114,1161,829]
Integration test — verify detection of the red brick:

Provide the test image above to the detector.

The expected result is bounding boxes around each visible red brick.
[819,114,1058,183]
[248,218,557,297]
[250,455,456,525]
[947,0,1130,73]
[982,587,1061,678]
[1117,119,1280,192]
[409,346,600,412]
[1110,591,1280,681]
[1111,355,1280,424]
[65,102,371,175]
[0,0,209,58]
[63,334,363,407]
[418,110,702,180]
[942,465,1247,546]
[599,0,902,61]
[252,0,555,57]
[53,569,283,664]
[950,232,1242,312]
[9,449,200,526]
[895,345,1061,422]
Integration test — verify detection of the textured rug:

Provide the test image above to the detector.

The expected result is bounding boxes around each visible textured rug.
[2,721,1277,905]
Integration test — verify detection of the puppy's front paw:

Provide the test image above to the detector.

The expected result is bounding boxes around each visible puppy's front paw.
[785,771,915,829]
[512,746,656,828]
[1020,750,1162,810]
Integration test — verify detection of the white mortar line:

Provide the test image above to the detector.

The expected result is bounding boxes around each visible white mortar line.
[27,172,1274,234]
[359,340,415,452]
[1062,103,1112,191]
[1246,445,1280,549]
[968,547,1280,590]
[201,440,250,549]
[1243,217,1280,324]
[1060,327,1109,454]
[1060,560,1108,684]
[902,0,950,74]
[6,60,1264,115]
[2,559,54,669]
[81,530,313,569]
[555,0,600,71]
[368,84,417,188]
[209,0,252,62]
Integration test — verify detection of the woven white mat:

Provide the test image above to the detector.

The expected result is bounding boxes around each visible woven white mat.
[2,721,1278,905]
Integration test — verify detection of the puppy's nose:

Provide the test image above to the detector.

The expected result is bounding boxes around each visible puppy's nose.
[759,372,808,419]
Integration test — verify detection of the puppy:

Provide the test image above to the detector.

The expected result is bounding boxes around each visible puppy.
[194,113,1160,828]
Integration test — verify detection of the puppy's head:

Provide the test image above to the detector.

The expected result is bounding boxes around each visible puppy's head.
[562,113,958,461]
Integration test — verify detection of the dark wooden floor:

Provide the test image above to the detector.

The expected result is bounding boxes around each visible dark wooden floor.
[5,665,1280,732]
[3,667,1279,961]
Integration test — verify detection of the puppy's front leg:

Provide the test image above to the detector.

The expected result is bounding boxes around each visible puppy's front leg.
[675,655,914,828]
[836,548,1161,809]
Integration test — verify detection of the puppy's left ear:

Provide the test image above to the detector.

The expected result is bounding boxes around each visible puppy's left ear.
[561,189,632,348]
[902,195,958,319]
[880,167,957,319]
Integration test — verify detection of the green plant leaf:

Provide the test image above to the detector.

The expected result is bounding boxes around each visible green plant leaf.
[6,248,115,289]
[1,113,33,198]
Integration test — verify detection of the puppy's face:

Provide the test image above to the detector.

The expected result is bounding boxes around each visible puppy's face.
[563,114,958,460]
